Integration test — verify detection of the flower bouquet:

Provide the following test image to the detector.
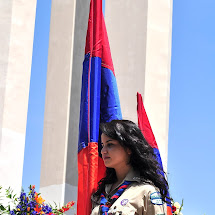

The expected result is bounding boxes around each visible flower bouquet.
[0,185,75,214]
[171,199,183,215]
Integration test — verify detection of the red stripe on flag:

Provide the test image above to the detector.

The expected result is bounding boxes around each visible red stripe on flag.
[167,204,173,215]
[77,148,88,215]
[85,1,114,74]
[137,92,172,214]
[85,0,102,58]
[137,92,158,149]
[78,143,106,215]
[78,0,120,214]
[101,15,114,74]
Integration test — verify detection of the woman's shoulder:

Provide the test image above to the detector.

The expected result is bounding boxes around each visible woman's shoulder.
[127,181,161,198]
[122,168,161,195]
[137,181,159,192]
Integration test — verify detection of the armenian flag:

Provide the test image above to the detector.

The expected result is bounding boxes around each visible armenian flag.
[77,0,122,214]
[137,92,172,215]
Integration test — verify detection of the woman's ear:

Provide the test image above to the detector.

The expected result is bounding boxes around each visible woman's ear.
[126,148,132,155]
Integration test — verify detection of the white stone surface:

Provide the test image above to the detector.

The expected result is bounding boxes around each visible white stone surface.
[40,0,89,209]
[0,0,13,149]
[0,128,25,194]
[40,183,77,215]
[2,0,37,133]
[105,0,148,122]
[0,0,37,192]
[40,0,82,187]
[144,0,173,170]
[105,0,173,170]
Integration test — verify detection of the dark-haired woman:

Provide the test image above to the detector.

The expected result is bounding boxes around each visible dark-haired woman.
[91,120,170,215]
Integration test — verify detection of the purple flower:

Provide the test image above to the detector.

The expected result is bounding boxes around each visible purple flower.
[42,204,53,213]
[20,192,28,204]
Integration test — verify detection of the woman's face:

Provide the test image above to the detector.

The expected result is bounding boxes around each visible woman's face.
[101,133,131,170]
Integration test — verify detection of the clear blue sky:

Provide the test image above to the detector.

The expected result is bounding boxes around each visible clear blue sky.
[168,0,215,214]
[22,0,215,214]
[22,0,51,192]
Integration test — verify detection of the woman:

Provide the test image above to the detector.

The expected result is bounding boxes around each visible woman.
[91,120,170,215]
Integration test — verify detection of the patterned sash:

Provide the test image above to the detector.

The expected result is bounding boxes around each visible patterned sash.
[100,181,132,215]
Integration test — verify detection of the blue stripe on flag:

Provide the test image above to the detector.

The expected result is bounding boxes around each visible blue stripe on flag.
[78,55,122,153]
[78,54,101,152]
[89,57,102,142]
[153,148,163,169]
[153,148,171,207]
[100,67,122,123]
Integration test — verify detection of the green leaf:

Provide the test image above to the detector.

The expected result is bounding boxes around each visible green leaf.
[53,201,58,208]
[179,199,184,212]
[0,204,6,211]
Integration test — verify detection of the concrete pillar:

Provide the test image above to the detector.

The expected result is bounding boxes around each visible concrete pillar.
[40,0,90,213]
[0,0,37,194]
[40,0,172,213]
[105,0,173,169]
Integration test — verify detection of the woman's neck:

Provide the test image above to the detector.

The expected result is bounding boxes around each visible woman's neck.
[115,164,132,183]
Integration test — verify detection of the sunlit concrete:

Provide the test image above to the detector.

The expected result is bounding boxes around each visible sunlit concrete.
[40,1,90,213]
[105,0,173,170]
[0,0,37,194]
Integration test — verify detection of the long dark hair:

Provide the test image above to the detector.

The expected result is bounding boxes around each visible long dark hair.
[94,119,170,202]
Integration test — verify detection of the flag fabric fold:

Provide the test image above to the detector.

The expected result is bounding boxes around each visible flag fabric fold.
[77,0,122,214]
[137,92,172,215]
